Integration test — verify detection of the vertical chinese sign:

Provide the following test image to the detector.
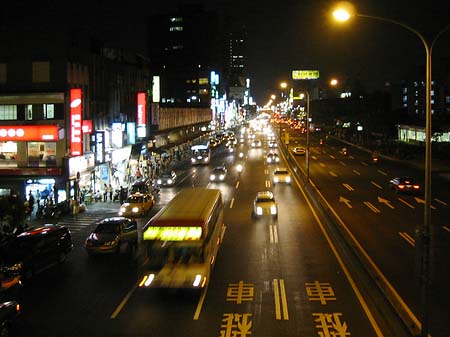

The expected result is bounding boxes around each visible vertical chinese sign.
[70,88,83,156]
[137,92,147,138]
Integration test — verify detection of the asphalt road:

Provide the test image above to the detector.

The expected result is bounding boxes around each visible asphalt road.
[12,127,413,337]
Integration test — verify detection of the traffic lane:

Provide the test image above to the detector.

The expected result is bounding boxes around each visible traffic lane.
[15,238,142,336]
[199,152,386,337]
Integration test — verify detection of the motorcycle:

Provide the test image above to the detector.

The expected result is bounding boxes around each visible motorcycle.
[341,148,348,156]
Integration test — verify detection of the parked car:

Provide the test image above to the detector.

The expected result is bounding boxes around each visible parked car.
[210,166,228,182]
[118,193,154,217]
[0,224,73,280]
[252,191,278,218]
[0,300,20,337]
[85,217,138,256]
[292,146,306,155]
[389,176,421,194]
[156,170,177,187]
[273,167,291,184]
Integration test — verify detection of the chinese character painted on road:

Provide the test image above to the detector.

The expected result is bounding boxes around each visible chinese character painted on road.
[227,281,254,304]
[306,281,336,305]
[219,313,253,337]
[313,313,350,337]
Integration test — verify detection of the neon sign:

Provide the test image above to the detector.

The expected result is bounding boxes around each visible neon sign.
[0,125,58,141]
[70,88,83,156]
[137,92,146,126]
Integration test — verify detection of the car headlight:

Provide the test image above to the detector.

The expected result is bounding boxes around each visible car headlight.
[193,274,205,287]
[219,174,225,180]
[132,207,139,213]
[203,157,208,162]
[167,179,173,184]
[270,205,277,215]
[275,158,280,162]
[274,177,279,183]
[286,176,291,183]
[267,158,272,163]
[256,206,263,215]
[210,174,215,180]
[157,179,162,184]
[120,207,126,212]
[191,158,196,162]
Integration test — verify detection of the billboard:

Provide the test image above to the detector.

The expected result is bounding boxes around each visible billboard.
[70,88,83,156]
[292,70,320,80]
[0,125,58,141]
[137,92,147,126]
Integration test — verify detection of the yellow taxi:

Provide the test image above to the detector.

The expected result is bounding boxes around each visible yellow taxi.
[118,193,154,217]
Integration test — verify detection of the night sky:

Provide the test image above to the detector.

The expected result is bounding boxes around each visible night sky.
[2,0,450,103]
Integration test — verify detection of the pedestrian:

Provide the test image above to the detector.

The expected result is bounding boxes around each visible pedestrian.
[72,199,79,219]
[108,184,113,202]
[103,183,108,202]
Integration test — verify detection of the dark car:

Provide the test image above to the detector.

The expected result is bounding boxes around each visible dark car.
[85,217,138,257]
[156,170,177,187]
[0,224,73,281]
[130,179,151,194]
[389,176,421,194]
[0,300,20,337]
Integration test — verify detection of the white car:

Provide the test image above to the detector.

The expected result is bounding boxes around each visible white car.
[273,167,291,184]
[253,191,278,218]
[268,140,277,148]
[266,153,280,164]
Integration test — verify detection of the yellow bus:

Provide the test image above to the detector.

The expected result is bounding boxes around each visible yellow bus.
[139,188,225,289]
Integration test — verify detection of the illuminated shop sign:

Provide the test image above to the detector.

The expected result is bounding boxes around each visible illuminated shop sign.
[152,76,160,103]
[82,120,92,133]
[70,88,83,156]
[0,125,58,141]
[95,131,105,163]
[137,92,147,126]
[292,70,320,80]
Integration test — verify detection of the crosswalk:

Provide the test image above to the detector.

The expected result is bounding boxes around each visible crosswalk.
[55,210,118,234]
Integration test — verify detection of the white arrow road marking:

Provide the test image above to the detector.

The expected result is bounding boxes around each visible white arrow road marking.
[378,196,395,209]
[414,196,436,209]
[339,196,352,208]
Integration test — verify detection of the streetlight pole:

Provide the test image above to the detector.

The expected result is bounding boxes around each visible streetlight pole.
[333,5,450,336]
[303,91,310,184]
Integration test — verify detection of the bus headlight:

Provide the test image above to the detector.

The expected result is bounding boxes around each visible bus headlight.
[132,207,139,213]
[139,273,155,287]
[210,174,215,181]
[274,177,279,183]
[256,207,263,215]
[286,176,291,183]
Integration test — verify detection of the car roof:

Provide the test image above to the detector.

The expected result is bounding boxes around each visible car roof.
[274,167,288,172]
[256,191,274,198]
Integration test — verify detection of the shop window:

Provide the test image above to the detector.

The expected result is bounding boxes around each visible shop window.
[26,105,33,120]
[0,105,17,120]
[44,104,54,119]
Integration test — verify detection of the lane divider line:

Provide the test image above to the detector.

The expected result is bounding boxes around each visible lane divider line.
[399,232,415,247]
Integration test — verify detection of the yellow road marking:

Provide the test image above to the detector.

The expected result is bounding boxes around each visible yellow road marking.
[110,283,138,319]
[235,181,240,189]
[343,183,354,191]
[229,198,235,209]
[339,161,346,166]
[434,198,447,206]
[361,162,368,166]
[320,162,326,167]
[265,180,271,188]
[353,169,361,175]
[329,171,338,177]
[443,226,450,233]
[377,169,388,176]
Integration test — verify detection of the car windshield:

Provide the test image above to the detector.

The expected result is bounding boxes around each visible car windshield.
[160,173,172,178]
[95,222,120,234]
[275,170,288,175]
[127,196,144,203]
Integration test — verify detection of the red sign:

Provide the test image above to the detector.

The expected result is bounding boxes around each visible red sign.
[82,120,92,134]
[137,92,146,126]
[70,88,83,156]
[0,125,58,141]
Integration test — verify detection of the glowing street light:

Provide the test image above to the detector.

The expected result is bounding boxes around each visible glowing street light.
[329,78,339,86]
[332,3,450,337]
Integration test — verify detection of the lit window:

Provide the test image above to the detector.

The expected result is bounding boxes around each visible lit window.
[402,96,408,102]
[0,105,17,120]
[431,90,434,96]
[44,104,54,119]
[198,78,208,85]
[169,26,183,32]
[170,17,183,22]
[26,105,33,120]
[414,100,418,106]
[402,87,408,94]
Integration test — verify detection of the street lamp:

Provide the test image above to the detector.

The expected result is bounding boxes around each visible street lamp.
[332,3,450,337]
[300,91,310,184]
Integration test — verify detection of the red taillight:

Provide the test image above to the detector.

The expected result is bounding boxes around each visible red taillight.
[15,303,20,312]
[413,185,420,189]
[398,185,405,189]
